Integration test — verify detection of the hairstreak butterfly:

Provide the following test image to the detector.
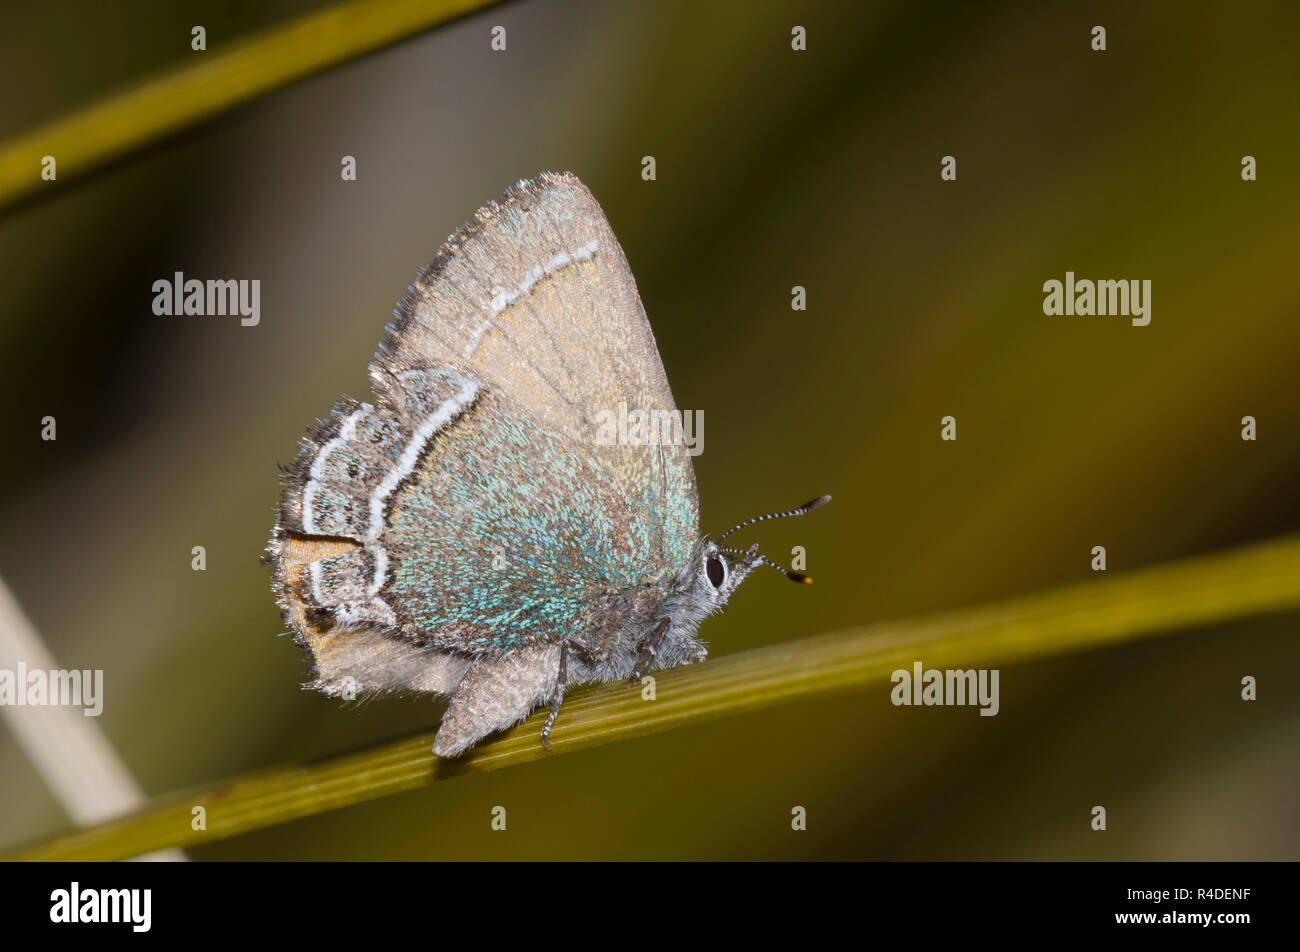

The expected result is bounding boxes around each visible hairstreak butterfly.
[267,173,829,756]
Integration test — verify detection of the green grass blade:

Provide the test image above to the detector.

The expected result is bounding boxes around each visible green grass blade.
[0,0,504,212]
[8,533,1300,861]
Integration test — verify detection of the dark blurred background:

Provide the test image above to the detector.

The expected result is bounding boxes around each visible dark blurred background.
[1,0,1298,859]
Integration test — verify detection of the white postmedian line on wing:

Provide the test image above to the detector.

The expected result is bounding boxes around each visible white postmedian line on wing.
[301,405,370,535]
[464,240,599,358]
[304,374,480,617]
[365,376,480,592]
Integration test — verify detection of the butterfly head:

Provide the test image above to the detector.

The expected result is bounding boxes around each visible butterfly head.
[669,495,832,621]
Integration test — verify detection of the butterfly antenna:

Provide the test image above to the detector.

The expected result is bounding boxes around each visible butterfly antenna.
[720,547,814,585]
[717,494,831,543]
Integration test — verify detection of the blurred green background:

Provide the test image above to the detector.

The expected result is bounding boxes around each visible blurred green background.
[1,0,1298,859]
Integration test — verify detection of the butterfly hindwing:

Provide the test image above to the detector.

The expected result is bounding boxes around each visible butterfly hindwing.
[377,373,650,652]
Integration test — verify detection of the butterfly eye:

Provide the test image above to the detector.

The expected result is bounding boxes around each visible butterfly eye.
[706,555,726,589]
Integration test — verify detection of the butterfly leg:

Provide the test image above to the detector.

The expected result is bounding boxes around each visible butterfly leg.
[627,617,671,684]
[539,643,570,749]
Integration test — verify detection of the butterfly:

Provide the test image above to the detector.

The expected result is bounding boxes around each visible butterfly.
[267,172,829,756]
